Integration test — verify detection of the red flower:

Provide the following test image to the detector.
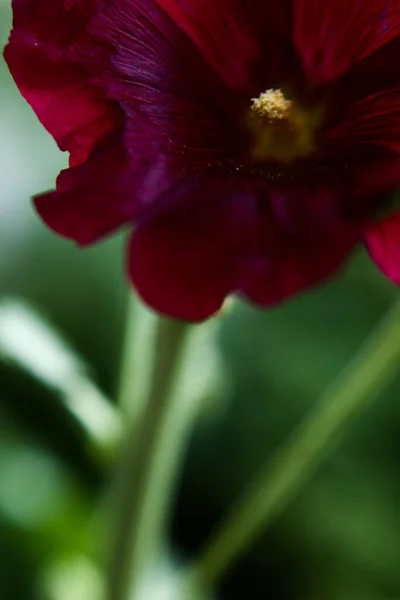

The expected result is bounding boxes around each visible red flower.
[5,0,400,320]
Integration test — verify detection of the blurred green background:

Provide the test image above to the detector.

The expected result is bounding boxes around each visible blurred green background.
[2,2,400,598]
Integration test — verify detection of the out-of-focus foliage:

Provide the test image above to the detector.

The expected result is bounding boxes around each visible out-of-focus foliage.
[1,2,400,598]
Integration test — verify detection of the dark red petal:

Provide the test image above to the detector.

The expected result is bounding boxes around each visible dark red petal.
[327,93,400,155]
[10,0,97,39]
[155,0,293,92]
[4,0,120,166]
[294,0,400,84]
[95,0,244,167]
[365,212,400,285]
[239,186,362,306]
[324,37,400,157]
[128,174,365,320]
[35,189,128,246]
[34,136,131,245]
[353,159,400,199]
[34,134,176,246]
[155,0,258,90]
[128,178,250,321]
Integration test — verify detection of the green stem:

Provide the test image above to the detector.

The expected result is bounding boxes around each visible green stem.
[107,311,191,600]
[117,294,159,419]
[190,298,400,593]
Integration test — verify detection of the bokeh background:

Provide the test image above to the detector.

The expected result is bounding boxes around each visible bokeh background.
[2,2,400,598]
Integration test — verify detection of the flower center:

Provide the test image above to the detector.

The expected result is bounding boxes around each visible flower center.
[248,88,320,164]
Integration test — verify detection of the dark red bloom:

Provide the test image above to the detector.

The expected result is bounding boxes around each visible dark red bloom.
[5,0,400,320]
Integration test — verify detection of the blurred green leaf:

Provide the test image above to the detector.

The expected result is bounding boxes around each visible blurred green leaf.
[0,300,121,466]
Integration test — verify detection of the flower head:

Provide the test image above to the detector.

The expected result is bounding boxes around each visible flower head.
[5,0,400,320]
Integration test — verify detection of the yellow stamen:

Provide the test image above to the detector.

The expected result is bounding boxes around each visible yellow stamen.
[251,89,293,123]
[248,88,320,163]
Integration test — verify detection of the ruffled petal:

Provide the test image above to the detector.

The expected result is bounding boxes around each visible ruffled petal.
[34,133,177,245]
[128,177,251,321]
[4,0,120,166]
[365,212,400,285]
[34,135,130,245]
[128,174,366,320]
[294,0,400,84]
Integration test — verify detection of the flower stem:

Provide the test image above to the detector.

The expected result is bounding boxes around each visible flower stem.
[189,298,400,593]
[107,306,191,600]
[117,295,159,419]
